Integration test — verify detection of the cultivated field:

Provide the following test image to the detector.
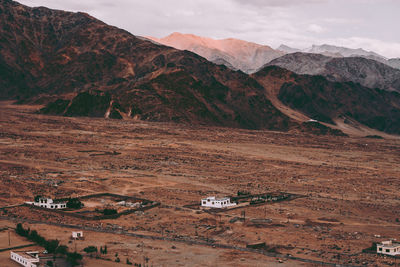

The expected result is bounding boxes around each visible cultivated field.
[0,101,399,266]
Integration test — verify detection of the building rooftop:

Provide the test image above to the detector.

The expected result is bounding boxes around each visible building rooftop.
[13,251,39,260]
[202,196,230,201]
[379,241,400,248]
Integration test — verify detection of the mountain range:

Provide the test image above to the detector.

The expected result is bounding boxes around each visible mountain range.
[148,33,285,74]
[1,0,400,136]
[266,53,400,92]
[149,33,400,72]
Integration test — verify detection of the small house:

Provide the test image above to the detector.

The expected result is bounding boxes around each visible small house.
[377,240,400,256]
[26,197,67,209]
[201,196,236,209]
[72,231,84,239]
[10,251,40,267]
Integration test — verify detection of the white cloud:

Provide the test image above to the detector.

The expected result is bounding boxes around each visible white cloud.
[307,24,325,34]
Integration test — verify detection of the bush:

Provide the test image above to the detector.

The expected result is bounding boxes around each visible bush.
[103,208,118,215]
[66,198,83,209]
[16,223,29,237]
[83,246,98,253]
[100,245,108,254]
[66,252,82,266]
[237,191,250,196]
[56,245,68,255]
[45,239,60,254]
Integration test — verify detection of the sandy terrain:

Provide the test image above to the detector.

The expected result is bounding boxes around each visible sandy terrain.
[0,101,399,266]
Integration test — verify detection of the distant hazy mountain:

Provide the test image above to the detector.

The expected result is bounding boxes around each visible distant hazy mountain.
[305,44,387,60]
[277,43,400,70]
[147,33,285,73]
[277,44,300,53]
[267,53,400,92]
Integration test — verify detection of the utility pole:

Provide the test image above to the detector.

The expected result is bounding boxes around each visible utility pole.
[8,229,11,246]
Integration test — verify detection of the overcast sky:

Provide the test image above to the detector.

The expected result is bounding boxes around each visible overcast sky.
[19,0,400,58]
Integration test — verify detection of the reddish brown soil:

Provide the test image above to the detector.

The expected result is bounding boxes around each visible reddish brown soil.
[0,102,399,266]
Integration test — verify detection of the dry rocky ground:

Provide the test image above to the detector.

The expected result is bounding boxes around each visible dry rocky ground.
[0,101,399,266]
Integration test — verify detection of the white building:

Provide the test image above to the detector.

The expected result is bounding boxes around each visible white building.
[72,231,84,239]
[26,197,67,209]
[377,240,400,256]
[201,196,236,209]
[10,251,40,267]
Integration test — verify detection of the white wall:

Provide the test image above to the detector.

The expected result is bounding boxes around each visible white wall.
[10,252,39,267]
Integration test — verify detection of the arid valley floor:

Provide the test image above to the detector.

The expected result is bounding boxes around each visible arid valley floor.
[0,101,399,267]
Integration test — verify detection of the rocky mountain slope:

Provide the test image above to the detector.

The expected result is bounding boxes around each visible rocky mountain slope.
[277,44,400,70]
[2,0,400,135]
[148,33,285,73]
[388,58,400,69]
[253,66,400,134]
[0,0,292,130]
[266,53,400,92]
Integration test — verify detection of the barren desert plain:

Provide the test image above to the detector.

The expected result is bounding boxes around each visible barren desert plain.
[0,101,399,266]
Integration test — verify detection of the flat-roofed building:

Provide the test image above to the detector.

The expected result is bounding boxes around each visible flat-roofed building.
[201,196,236,208]
[10,251,40,267]
[377,240,400,256]
[26,197,66,209]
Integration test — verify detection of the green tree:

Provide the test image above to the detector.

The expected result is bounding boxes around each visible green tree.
[66,252,82,266]
[83,246,98,254]
[45,239,60,254]
[56,245,68,255]
[66,198,83,209]
[103,208,117,215]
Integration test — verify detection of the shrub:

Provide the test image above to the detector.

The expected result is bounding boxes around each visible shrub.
[16,223,29,237]
[83,246,98,253]
[66,198,83,209]
[56,245,68,255]
[103,208,117,215]
[45,239,60,254]
[66,252,83,266]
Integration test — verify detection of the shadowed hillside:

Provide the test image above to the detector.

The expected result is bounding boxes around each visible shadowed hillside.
[253,66,400,134]
[0,0,291,130]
